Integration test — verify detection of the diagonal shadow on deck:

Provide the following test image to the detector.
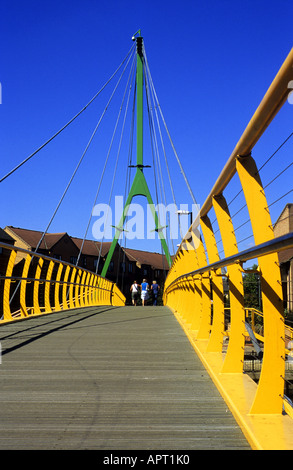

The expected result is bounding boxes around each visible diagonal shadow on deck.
[0,305,251,450]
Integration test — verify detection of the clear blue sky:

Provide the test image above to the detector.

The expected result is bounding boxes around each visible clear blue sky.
[1,0,293,258]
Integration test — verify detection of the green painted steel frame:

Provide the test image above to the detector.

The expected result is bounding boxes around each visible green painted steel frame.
[101,33,171,278]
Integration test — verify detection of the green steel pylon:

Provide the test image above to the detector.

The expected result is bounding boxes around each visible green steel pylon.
[101,31,172,278]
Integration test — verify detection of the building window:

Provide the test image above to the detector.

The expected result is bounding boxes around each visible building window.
[128,263,133,273]
[70,256,77,265]
[54,254,62,260]
[120,262,126,273]
[94,258,104,273]
[109,261,114,272]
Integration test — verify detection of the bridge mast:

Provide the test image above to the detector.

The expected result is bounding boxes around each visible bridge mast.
[101,31,172,278]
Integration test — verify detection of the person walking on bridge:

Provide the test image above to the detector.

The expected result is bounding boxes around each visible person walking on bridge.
[151,280,160,306]
[141,279,149,306]
[130,281,140,306]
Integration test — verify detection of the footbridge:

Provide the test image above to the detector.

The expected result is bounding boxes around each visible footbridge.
[1,35,293,450]
[0,304,250,450]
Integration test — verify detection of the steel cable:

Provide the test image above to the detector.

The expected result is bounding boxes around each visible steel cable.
[96,51,136,273]
[143,50,198,207]
[74,50,136,269]
[8,47,135,305]
[0,44,135,184]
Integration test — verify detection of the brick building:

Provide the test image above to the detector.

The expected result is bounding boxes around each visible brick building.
[4,226,79,264]
[0,228,15,275]
[273,203,293,312]
[3,226,170,303]
[70,236,123,283]
[118,247,170,303]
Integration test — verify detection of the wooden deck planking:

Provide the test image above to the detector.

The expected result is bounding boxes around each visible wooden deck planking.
[0,305,251,450]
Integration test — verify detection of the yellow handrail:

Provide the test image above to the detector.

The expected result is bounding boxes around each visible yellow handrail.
[164,47,293,419]
[0,241,125,323]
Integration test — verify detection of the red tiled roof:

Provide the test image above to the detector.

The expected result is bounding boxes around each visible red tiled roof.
[5,227,117,258]
[71,237,112,258]
[122,247,170,270]
[5,226,171,269]
[6,226,67,250]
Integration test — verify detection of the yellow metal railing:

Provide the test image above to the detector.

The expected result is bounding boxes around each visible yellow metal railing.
[163,47,293,445]
[225,306,293,353]
[0,241,125,323]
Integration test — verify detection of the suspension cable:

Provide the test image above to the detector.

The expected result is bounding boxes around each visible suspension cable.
[116,75,137,284]
[144,59,175,254]
[76,50,136,268]
[145,55,177,208]
[0,44,135,184]
[147,86,173,256]
[35,48,134,257]
[96,52,136,273]
[144,51,198,206]
[144,55,181,247]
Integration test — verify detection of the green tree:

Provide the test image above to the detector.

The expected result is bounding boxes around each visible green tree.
[243,264,261,310]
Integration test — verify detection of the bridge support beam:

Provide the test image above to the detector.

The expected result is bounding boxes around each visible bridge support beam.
[3,250,16,321]
[195,234,211,340]
[200,215,224,353]
[20,254,32,317]
[101,32,171,279]
[236,155,285,414]
[212,194,246,373]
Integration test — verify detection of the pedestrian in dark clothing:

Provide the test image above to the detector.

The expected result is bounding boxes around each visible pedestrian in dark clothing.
[151,280,160,306]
